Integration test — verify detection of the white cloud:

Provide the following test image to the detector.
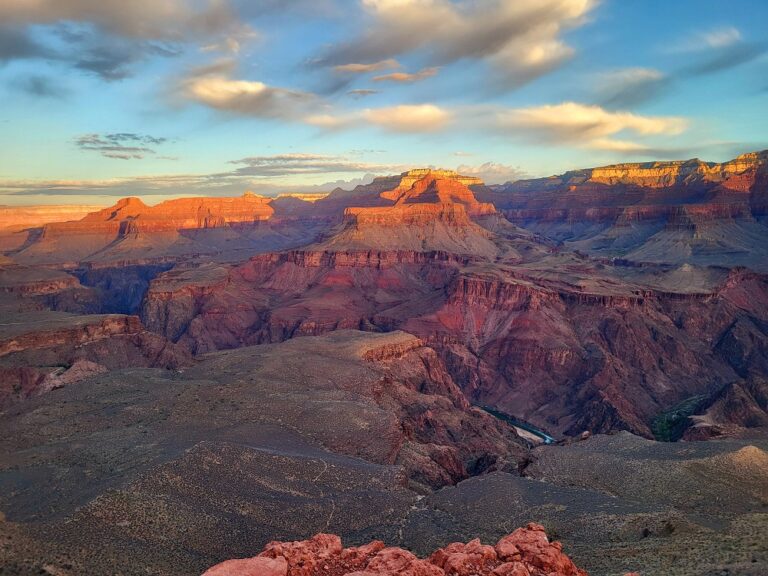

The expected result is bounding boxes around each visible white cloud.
[671,26,743,52]
[304,103,451,133]
[181,60,315,118]
[456,162,527,185]
[363,104,452,132]
[322,0,598,89]
[498,102,688,150]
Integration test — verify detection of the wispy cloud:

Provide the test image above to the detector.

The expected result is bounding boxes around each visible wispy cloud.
[12,74,69,99]
[669,26,766,77]
[75,133,170,160]
[228,153,399,177]
[334,59,399,74]
[0,152,408,200]
[373,66,439,83]
[595,67,670,108]
[670,26,743,53]
[347,89,379,98]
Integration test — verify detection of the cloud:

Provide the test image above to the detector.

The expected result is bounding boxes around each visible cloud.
[592,28,765,108]
[334,59,399,74]
[0,0,242,41]
[228,153,398,177]
[363,104,452,132]
[319,0,597,90]
[373,67,439,83]
[0,2,256,81]
[498,102,688,151]
[671,26,743,53]
[13,75,69,98]
[668,26,766,77]
[456,162,528,185]
[75,133,170,160]
[303,103,487,134]
[181,59,316,118]
[596,67,670,108]
[347,89,379,98]
[0,26,51,62]
[684,42,766,76]
[0,151,408,201]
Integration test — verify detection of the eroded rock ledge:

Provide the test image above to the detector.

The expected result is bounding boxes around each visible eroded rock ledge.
[203,524,592,576]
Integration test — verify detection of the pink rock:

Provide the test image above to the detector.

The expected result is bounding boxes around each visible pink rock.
[492,563,531,576]
[361,547,444,575]
[202,555,287,576]
[430,538,498,575]
[203,526,588,576]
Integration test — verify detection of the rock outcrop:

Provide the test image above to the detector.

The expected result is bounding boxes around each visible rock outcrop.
[141,241,768,439]
[0,313,192,407]
[4,193,313,266]
[203,524,589,576]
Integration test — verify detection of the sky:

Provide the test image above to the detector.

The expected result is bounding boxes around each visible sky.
[0,0,767,206]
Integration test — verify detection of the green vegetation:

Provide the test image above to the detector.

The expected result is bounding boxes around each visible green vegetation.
[651,394,709,441]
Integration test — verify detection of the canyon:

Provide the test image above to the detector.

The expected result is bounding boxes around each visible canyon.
[1,153,768,575]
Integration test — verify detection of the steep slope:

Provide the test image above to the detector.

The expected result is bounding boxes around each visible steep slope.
[6,193,324,266]
[330,172,496,251]
[481,151,768,270]
[0,204,104,232]
[140,170,768,439]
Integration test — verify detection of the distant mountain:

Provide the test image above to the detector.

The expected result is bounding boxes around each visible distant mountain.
[2,155,768,441]
[479,151,768,271]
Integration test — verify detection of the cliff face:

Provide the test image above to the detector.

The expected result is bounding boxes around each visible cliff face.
[141,240,768,438]
[478,151,768,270]
[0,313,192,407]
[6,193,287,266]
[0,205,104,231]
[311,171,501,257]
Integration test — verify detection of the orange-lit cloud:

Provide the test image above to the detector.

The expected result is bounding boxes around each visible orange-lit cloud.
[373,67,438,83]
[334,59,399,74]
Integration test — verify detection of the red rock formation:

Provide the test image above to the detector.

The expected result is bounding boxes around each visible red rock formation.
[0,314,192,407]
[203,524,589,576]
[478,151,768,269]
[7,193,279,265]
[0,204,104,231]
[141,239,768,438]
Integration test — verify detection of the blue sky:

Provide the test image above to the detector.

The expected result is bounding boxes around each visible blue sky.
[0,0,766,205]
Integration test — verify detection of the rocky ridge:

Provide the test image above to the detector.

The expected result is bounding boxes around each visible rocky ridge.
[203,524,588,576]
[480,151,768,270]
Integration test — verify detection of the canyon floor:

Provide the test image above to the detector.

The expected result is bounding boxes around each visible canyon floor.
[1,331,767,576]
[1,157,768,575]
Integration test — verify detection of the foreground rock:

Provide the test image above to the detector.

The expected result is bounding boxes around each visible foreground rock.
[203,524,588,576]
